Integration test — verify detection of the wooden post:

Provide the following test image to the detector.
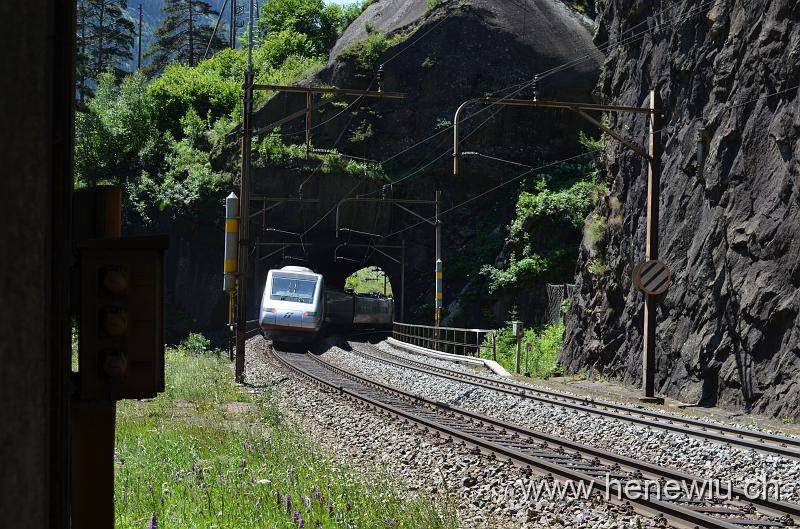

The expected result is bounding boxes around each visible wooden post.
[71,185,121,529]
[642,89,662,402]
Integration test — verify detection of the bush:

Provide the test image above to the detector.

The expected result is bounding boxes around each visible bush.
[483,318,564,378]
[147,61,241,139]
[480,175,594,292]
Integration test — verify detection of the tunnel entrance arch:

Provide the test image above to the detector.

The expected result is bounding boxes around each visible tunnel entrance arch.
[345,266,393,298]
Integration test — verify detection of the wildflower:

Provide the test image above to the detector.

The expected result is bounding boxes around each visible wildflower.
[293,511,299,523]
[298,516,305,528]
[242,439,254,451]
[275,490,281,506]
[160,495,165,506]
[346,502,353,511]
[304,496,312,508]
[148,512,157,529]
[312,485,320,502]
[285,493,292,513]
[327,498,334,517]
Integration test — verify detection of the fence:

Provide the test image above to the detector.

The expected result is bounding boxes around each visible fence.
[392,322,497,359]
[546,283,576,325]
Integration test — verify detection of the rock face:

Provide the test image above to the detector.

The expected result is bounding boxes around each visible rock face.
[562,0,800,418]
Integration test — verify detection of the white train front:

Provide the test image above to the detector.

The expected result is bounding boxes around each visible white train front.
[259,266,325,342]
[259,266,394,344]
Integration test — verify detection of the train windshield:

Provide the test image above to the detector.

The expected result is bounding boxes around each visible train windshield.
[271,275,317,304]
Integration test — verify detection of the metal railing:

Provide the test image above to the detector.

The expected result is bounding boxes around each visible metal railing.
[392,322,497,359]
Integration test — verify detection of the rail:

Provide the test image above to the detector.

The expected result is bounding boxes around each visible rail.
[392,322,496,359]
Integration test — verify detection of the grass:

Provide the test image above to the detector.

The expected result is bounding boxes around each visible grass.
[115,336,455,528]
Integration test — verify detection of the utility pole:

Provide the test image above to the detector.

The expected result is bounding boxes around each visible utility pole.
[137,4,142,70]
[234,0,254,383]
[642,90,662,402]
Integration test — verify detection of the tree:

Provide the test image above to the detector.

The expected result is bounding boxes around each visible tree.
[145,0,226,74]
[76,0,136,102]
[257,0,360,58]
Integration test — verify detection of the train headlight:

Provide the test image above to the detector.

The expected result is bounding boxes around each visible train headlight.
[303,311,315,317]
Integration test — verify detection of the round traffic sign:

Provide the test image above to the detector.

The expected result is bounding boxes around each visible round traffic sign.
[633,259,672,295]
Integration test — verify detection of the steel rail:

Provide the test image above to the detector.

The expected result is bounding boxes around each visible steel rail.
[269,347,799,529]
[352,341,800,461]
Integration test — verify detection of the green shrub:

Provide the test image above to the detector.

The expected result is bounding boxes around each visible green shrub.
[482,317,564,378]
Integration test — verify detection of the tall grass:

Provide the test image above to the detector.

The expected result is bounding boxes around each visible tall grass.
[115,336,456,529]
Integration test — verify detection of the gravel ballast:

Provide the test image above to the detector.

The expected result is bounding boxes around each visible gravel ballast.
[245,338,662,528]
[323,341,800,506]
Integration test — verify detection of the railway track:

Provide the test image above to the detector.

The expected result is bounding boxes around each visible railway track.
[270,346,800,529]
[347,341,800,461]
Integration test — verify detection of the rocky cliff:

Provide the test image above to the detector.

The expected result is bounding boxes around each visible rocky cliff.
[562,0,800,418]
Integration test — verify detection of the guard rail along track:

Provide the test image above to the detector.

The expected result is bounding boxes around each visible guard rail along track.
[269,346,800,529]
[349,341,800,461]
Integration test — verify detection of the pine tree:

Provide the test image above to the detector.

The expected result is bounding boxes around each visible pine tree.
[76,0,135,104]
[145,0,225,74]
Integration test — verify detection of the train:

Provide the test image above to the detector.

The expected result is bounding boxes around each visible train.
[259,266,394,344]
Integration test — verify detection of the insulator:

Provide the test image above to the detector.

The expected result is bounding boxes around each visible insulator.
[377,64,385,92]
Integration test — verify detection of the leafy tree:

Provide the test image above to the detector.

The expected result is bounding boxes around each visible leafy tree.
[76,0,136,102]
[257,0,361,58]
[75,71,155,186]
[145,0,226,74]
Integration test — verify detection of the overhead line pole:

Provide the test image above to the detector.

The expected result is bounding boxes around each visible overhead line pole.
[453,85,663,402]
[234,0,254,383]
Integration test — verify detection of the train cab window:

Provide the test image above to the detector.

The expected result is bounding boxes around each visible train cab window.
[271,275,317,304]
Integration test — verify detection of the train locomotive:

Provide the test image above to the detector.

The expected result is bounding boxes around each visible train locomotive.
[259,266,394,344]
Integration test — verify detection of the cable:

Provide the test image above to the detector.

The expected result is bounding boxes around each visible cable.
[294,0,721,236]
[380,150,596,239]
[382,81,800,240]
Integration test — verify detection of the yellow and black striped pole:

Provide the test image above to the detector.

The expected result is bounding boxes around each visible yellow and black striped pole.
[223,192,239,326]
[435,258,443,329]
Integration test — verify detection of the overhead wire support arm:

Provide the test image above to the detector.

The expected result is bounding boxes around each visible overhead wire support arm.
[452,87,664,402]
[251,84,408,99]
[454,96,659,176]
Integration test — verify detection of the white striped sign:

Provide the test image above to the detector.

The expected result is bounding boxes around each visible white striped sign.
[633,259,672,296]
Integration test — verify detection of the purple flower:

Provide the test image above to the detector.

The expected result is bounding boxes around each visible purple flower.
[304,496,312,508]
[298,516,305,528]
[148,512,157,529]
[346,501,353,511]
[292,511,299,523]
[327,498,334,516]
[285,493,292,513]
[312,485,320,502]
[160,494,165,506]
[242,439,254,451]
[275,490,281,506]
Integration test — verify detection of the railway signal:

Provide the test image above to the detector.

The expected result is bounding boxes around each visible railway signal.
[78,236,168,400]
